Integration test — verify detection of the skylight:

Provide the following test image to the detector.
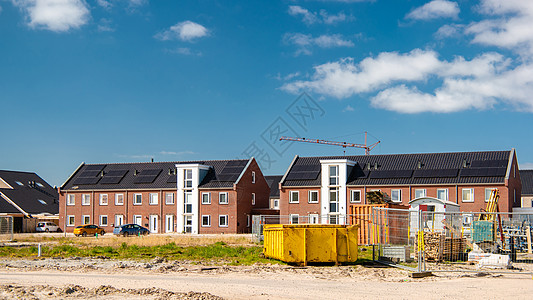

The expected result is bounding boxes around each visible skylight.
[36,182,44,188]
[38,199,47,205]
[15,181,24,186]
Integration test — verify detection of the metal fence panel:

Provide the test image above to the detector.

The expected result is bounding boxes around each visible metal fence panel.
[0,216,13,241]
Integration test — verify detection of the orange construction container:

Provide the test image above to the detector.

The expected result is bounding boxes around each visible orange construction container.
[350,204,408,245]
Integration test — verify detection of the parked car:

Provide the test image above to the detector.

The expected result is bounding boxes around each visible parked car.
[74,224,105,237]
[113,224,150,236]
[36,222,61,233]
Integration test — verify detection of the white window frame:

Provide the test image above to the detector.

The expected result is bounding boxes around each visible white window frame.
[289,191,299,203]
[290,214,299,224]
[219,215,228,227]
[115,214,124,227]
[165,192,175,205]
[202,215,211,227]
[67,215,75,226]
[391,189,402,203]
[82,194,91,206]
[308,190,319,203]
[273,199,279,209]
[414,189,426,198]
[462,188,474,203]
[82,215,90,225]
[309,214,319,224]
[133,193,142,205]
[437,189,448,201]
[149,193,158,205]
[115,193,124,206]
[67,194,75,206]
[100,215,108,226]
[184,191,193,213]
[329,165,339,186]
[219,192,228,204]
[350,190,362,203]
[252,193,256,205]
[252,171,256,184]
[201,192,211,204]
[485,188,495,202]
[99,194,108,206]
[184,169,193,188]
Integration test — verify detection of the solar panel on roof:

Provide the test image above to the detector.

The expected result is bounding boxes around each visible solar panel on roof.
[100,170,128,184]
[217,174,240,181]
[72,177,101,185]
[105,170,128,177]
[460,167,506,177]
[84,165,106,172]
[133,169,162,184]
[413,169,458,178]
[471,160,508,168]
[369,170,413,179]
[79,170,101,177]
[224,160,247,167]
[221,166,243,174]
[139,169,161,176]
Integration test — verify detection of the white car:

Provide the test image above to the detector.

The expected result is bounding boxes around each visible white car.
[36,222,61,233]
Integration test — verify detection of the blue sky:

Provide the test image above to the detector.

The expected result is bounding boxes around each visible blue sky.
[1,0,532,186]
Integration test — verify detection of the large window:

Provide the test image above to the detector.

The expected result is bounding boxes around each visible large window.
[350,190,361,203]
[184,169,193,188]
[165,192,174,205]
[133,194,142,205]
[437,189,448,201]
[329,187,339,213]
[184,192,193,213]
[289,191,299,203]
[462,188,474,202]
[308,191,319,203]
[82,215,90,225]
[391,189,402,203]
[415,189,426,198]
[67,194,75,206]
[67,215,75,226]
[82,194,91,206]
[219,215,228,227]
[115,194,124,205]
[202,193,211,204]
[99,194,108,206]
[329,165,339,186]
[202,215,211,227]
[219,192,228,204]
[149,193,158,205]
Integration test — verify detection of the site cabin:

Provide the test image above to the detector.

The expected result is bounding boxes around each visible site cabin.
[409,197,460,235]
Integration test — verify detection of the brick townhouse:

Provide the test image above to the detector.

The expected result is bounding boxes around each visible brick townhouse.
[279,150,521,224]
[520,170,533,208]
[59,158,270,234]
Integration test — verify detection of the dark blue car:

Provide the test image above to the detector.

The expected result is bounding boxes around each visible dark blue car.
[113,224,150,236]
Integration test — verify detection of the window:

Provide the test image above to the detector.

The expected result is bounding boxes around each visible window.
[329,187,339,213]
[36,182,44,188]
[115,194,124,205]
[247,215,251,227]
[415,189,426,198]
[290,214,299,224]
[437,189,448,201]
[202,215,211,227]
[38,199,47,205]
[149,193,158,205]
[100,215,108,226]
[219,215,228,227]
[462,188,474,202]
[202,193,211,204]
[273,199,279,209]
[82,215,90,225]
[309,214,319,224]
[391,189,402,203]
[252,193,256,205]
[219,192,228,204]
[485,188,495,202]
[165,193,174,204]
[184,192,193,213]
[329,165,339,186]
[133,215,142,226]
[252,171,256,183]
[99,194,108,205]
[67,194,75,205]
[133,194,142,205]
[350,190,361,203]
[15,181,24,186]
[289,191,299,203]
[184,169,193,188]
[308,191,319,203]
[82,194,91,205]
[67,215,75,226]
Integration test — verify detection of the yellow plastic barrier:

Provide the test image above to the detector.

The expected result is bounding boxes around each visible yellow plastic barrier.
[263,224,359,265]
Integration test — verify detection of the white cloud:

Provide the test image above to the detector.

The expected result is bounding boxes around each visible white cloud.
[97,18,114,32]
[288,5,350,25]
[155,21,209,42]
[466,0,533,57]
[520,162,533,169]
[160,151,195,156]
[12,0,90,32]
[343,105,355,112]
[406,0,459,21]
[283,49,533,113]
[96,0,111,9]
[168,47,202,56]
[0,5,3,14]
[283,33,354,56]
[435,24,462,39]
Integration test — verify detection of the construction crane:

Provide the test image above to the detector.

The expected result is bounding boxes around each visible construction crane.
[279,132,380,155]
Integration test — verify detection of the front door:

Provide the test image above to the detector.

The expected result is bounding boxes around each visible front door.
[165,215,174,233]
[184,216,193,233]
[149,215,158,233]
[134,215,143,226]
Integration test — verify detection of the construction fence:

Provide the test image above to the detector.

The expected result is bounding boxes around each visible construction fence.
[0,216,13,242]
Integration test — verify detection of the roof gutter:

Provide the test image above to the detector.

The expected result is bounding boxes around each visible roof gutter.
[0,192,31,218]
[60,162,85,189]
[280,155,298,187]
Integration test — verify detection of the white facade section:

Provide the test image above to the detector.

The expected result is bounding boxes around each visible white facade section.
[176,163,210,234]
[319,159,356,225]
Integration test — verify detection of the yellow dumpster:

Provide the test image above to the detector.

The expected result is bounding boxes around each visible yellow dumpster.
[263,224,359,265]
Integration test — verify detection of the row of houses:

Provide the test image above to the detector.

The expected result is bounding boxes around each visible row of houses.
[1,148,532,233]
